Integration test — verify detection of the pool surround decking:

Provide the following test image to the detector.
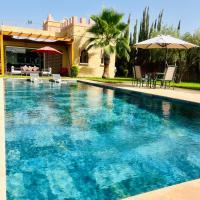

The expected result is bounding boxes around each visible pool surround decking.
[78,80,200,105]
[124,179,200,200]
[0,78,6,200]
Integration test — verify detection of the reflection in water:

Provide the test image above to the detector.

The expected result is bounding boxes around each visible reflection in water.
[162,101,171,118]
[5,80,200,200]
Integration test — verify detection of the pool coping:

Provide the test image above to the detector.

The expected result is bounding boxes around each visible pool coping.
[78,80,200,106]
[0,78,6,200]
[123,179,200,200]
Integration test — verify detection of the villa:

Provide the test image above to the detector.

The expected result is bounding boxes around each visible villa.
[0,14,115,77]
[0,5,200,200]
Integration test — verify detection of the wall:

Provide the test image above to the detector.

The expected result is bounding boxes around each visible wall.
[60,16,116,78]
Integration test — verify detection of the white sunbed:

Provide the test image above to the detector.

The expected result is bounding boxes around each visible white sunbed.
[42,67,52,76]
[11,66,22,75]
[30,73,39,83]
[52,74,61,83]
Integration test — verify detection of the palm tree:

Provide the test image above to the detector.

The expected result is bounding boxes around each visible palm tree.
[87,8,130,78]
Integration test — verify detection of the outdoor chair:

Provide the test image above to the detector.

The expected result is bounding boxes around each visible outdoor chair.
[11,66,22,75]
[42,67,52,76]
[30,73,39,82]
[132,65,148,87]
[52,74,61,83]
[154,65,177,89]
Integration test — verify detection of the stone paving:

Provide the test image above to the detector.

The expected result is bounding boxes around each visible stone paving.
[0,78,6,200]
[78,80,200,104]
[124,179,200,200]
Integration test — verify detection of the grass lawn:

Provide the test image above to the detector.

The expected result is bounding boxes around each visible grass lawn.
[84,77,200,90]
[83,77,133,83]
[1,75,199,90]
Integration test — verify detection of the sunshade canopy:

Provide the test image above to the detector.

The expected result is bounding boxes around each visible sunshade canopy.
[32,46,63,54]
[135,35,198,49]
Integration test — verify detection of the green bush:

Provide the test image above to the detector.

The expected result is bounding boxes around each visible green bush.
[123,69,128,77]
[71,65,79,77]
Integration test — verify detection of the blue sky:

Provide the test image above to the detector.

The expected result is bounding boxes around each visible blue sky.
[0,0,199,34]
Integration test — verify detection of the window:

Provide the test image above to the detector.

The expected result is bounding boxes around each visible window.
[101,55,104,65]
[100,50,104,65]
[80,49,89,64]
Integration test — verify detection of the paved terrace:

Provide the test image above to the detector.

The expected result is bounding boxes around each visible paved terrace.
[0,78,6,200]
[78,80,200,104]
[124,179,200,200]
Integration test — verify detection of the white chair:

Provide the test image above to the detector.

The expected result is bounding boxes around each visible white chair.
[11,66,22,75]
[30,73,39,82]
[42,67,52,76]
[52,74,61,83]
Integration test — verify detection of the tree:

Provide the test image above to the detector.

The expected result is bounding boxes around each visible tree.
[157,10,163,31]
[116,13,131,63]
[138,7,150,42]
[177,20,181,34]
[133,19,138,44]
[87,8,129,78]
[128,19,138,74]
[177,31,200,82]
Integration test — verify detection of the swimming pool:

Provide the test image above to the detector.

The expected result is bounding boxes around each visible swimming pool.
[5,79,200,200]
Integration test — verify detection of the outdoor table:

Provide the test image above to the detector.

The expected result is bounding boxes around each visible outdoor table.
[146,72,165,88]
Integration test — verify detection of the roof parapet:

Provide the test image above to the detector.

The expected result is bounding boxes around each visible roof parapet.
[60,16,94,29]
[43,14,95,32]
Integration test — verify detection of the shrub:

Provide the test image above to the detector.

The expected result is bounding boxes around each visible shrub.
[71,65,79,77]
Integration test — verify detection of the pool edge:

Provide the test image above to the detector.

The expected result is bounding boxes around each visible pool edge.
[123,179,200,200]
[78,80,200,106]
[0,78,6,200]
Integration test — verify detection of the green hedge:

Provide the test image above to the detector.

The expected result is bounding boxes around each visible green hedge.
[71,65,79,77]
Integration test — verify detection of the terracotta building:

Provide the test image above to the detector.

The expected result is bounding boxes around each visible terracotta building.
[0,14,115,77]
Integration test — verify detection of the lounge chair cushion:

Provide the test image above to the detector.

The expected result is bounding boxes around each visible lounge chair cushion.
[22,66,28,71]
[28,66,33,71]
[33,66,39,71]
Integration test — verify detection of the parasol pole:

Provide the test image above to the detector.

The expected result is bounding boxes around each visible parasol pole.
[43,52,46,71]
[165,47,168,67]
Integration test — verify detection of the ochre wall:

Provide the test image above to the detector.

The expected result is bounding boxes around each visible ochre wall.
[61,17,116,78]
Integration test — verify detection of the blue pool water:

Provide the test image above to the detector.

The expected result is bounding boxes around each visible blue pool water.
[5,79,200,200]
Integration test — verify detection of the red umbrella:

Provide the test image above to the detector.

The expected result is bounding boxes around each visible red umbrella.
[32,46,62,70]
[32,46,62,54]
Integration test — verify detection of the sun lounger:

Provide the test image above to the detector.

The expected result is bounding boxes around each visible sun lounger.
[52,74,61,83]
[30,73,39,82]
[42,67,52,76]
[11,66,22,75]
